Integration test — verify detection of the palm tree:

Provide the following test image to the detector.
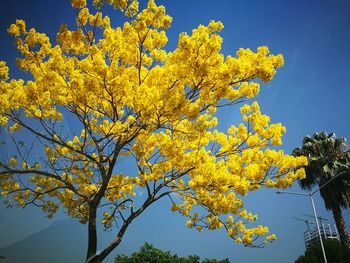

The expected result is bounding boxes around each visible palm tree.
[292,132,350,261]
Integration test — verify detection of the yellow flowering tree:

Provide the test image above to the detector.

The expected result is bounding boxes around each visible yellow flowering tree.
[0,0,307,262]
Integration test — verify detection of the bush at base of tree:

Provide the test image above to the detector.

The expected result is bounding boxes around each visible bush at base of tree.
[295,239,345,263]
[115,242,230,263]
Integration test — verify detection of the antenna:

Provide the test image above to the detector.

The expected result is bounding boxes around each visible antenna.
[293,217,314,232]
[302,213,328,224]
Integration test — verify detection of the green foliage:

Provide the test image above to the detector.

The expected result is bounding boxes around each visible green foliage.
[293,132,350,261]
[292,132,350,210]
[114,243,230,263]
[295,239,345,263]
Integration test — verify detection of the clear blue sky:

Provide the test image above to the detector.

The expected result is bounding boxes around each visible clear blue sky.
[0,0,350,262]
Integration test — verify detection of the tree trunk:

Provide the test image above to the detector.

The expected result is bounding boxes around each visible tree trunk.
[84,185,169,262]
[86,207,99,263]
[331,204,350,261]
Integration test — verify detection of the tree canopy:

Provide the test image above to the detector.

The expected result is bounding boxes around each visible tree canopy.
[0,0,307,262]
[292,132,350,210]
[115,242,230,263]
[292,132,350,260]
[295,239,345,263]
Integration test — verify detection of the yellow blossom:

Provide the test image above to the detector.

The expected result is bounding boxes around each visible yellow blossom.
[0,0,306,256]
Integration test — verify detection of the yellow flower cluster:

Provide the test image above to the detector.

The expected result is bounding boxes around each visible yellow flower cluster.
[0,61,9,81]
[0,0,307,247]
[71,0,87,9]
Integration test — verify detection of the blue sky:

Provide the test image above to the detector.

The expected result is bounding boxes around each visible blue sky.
[0,0,350,262]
